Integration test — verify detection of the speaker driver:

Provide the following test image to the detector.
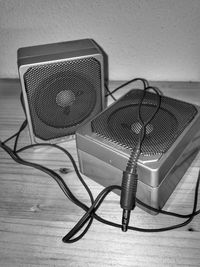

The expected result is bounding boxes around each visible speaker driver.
[91,89,197,156]
[34,71,96,128]
[107,104,178,155]
[56,90,76,108]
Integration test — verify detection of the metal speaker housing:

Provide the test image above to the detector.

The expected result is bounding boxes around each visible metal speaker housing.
[18,39,106,143]
[76,89,200,213]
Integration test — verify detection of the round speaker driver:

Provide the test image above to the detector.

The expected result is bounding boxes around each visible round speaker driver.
[34,71,96,128]
[107,104,178,155]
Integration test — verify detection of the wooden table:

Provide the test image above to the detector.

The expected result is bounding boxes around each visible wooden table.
[0,79,200,267]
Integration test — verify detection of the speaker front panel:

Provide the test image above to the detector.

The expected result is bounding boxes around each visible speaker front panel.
[19,55,104,143]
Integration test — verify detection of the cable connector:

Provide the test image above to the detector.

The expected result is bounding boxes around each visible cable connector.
[120,170,138,232]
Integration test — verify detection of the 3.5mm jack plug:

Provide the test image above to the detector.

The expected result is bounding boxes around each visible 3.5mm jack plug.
[120,170,138,232]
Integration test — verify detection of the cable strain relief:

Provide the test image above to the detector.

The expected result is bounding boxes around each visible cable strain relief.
[126,147,140,171]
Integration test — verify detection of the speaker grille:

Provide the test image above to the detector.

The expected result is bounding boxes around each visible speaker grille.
[91,90,197,155]
[24,57,102,140]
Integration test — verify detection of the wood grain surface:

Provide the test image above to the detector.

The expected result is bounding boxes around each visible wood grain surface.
[0,79,200,267]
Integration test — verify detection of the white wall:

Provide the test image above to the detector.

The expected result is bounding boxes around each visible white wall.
[0,0,200,81]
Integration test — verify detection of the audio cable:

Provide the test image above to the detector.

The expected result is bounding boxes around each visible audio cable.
[1,124,200,243]
[105,78,149,98]
[120,86,161,232]
[0,78,200,243]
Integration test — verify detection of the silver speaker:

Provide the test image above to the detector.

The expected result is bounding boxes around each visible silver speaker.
[18,39,106,143]
[76,89,200,213]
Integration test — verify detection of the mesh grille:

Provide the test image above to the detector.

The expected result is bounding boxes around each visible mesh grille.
[24,57,102,140]
[91,89,197,155]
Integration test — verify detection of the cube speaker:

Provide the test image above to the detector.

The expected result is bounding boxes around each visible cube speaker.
[76,89,200,213]
[18,39,106,143]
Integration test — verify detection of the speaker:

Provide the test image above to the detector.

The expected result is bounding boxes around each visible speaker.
[76,89,200,213]
[17,39,106,143]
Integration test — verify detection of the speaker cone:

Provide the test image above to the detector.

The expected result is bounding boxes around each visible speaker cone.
[107,104,178,155]
[34,71,96,128]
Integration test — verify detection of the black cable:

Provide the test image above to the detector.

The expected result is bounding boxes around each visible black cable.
[2,92,27,147]
[16,143,94,205]
[1,142,87,207]
[2,119,27,145]
[0,79,199,243]
[120,86,162,231]
[105,78,149,98]
[0,140,96,241]
[105,83,116,101]
[63,185,121,243]
[64,169,200,237]
[83,170,200,233]
[1,125,200,242]
[1,139,122,242]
